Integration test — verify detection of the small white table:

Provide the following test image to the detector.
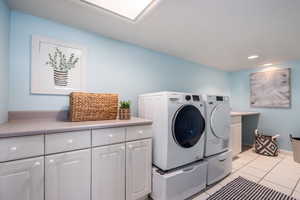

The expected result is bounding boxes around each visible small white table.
[230,112,260,157]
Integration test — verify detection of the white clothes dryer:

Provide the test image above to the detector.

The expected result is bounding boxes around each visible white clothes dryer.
[205,95,231,157]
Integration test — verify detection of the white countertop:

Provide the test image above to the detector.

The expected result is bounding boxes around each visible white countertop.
[231,111,260,116]
[0,117,152,138]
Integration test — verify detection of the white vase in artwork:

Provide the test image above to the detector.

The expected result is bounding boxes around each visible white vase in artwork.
[53,70,68,87]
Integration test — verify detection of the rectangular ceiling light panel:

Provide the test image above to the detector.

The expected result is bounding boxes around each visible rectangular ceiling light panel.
[81,0,154,20]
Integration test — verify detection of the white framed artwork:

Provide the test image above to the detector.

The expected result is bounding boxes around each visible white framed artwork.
[250,68,291,108]
[31,35,87,95]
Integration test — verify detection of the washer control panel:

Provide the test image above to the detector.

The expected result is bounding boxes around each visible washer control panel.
[192,95,200,101]
[185,95,201,102]
[169,93,203,104]
[185,95,191,101]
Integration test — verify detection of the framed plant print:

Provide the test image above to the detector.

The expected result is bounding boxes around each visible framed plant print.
[31,35,87,95]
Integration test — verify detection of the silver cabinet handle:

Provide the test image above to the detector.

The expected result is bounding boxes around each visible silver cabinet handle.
[169,98,179,101]
[67,139,73,144]
[183,167,195,172]
[10,146,17,151]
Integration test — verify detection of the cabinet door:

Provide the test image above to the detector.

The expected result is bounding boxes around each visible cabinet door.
[230,123,242,157]
[92,143,125,200]
[45,149,91,200]
[0,157,44,200]
[126,139,152,200]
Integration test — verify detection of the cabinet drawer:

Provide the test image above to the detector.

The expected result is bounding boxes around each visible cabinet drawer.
[45,130,91,154]
[231,116,242,124]
[126,125,152,141]
[0,135,44,162]
[92,128,125,147]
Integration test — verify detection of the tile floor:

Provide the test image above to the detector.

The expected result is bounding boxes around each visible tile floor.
[192,149,300,200]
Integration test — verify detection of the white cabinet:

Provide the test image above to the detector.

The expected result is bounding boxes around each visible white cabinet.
[92,143,125,200]
[230,116,242,157]
[0,123,152,200]
[45,149,91,200]
[126,139,152,200]
[231,123,242,157]
[0,157,44,200]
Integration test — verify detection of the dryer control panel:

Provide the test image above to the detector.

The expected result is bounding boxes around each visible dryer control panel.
[216,96,224,101]
[207,95,229,103]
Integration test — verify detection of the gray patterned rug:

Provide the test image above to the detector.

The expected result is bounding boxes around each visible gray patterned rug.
[208,176,297,200]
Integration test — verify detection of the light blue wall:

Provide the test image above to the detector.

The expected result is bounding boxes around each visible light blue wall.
[0,0,10,123]
[230,61,300,150]
[8,10,299,151]
[9,11,231,115]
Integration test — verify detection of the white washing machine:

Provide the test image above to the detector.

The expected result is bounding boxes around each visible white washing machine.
[205,95,231,157]
[139,92,206,171]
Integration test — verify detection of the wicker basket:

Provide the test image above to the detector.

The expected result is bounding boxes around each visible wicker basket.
[69,92,118,122]
[119,108,131,120]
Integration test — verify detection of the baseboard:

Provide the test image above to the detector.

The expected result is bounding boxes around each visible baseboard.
[279,149,293,156]
[241,146,293,156]
[240,147,293,156]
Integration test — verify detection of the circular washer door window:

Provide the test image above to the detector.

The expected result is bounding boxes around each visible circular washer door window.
[210,104,231,140]
[172,105,205,148]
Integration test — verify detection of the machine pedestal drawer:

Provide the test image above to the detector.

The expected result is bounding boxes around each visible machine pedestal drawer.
[206,150,232,185]
[151,161,207,200]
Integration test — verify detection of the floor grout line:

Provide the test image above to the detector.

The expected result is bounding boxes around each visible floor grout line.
[191,150,297,199]
[233,152,288,185]
[257,156,284,184]
[254,155,298,196]
[291,178,300,196]
[231,155,260,175]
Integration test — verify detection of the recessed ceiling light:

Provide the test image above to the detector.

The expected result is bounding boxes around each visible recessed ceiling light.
[81,0,154,20]
[263,63,273,66]
[248,55,259,60]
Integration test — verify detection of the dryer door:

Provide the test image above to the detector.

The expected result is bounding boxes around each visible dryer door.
[172,105,205,148]
[210,104,231,140]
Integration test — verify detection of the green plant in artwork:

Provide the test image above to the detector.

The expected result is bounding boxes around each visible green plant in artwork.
[120,101,131,109]
[46,48,79,72]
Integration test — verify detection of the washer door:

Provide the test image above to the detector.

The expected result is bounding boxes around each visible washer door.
[172,105,205,148]
[210,104,230,140]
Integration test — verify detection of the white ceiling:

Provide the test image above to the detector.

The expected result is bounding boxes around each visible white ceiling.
[7,0,300,71]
